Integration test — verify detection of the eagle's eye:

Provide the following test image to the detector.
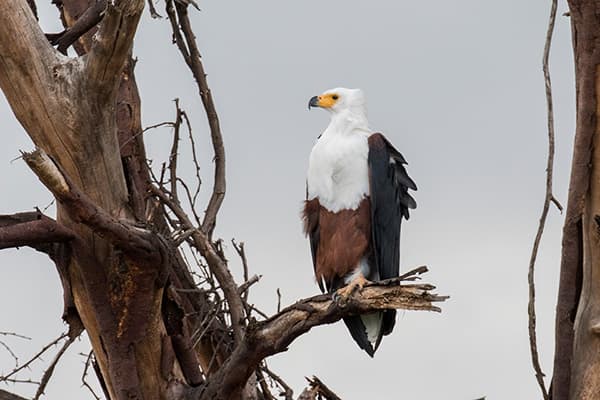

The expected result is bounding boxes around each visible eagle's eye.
[332,95,339,100]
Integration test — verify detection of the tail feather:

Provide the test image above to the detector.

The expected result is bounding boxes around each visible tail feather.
[342,312,385,357]
[381,309,396,336]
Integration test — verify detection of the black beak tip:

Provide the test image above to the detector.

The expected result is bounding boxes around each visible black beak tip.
[308,96,319,110]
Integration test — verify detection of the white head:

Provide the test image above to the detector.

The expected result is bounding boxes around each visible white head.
[308,87,367,118]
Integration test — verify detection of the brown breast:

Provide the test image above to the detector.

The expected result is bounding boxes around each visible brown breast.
[316,198,371,285]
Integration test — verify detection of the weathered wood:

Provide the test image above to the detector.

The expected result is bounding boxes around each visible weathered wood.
[192,277,447,400]
[553,1,600,399]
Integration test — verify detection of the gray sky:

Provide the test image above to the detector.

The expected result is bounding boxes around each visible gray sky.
[0,0,577,398]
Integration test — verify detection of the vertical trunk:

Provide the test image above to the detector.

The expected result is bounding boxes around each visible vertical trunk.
[570,63,600,397]
[0,1,187,399]
[554,1,600,398]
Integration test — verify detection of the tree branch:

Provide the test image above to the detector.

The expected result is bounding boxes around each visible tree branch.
[196,269,447,400]
[22,148,160,260]
[0,390,29,400]
[165,1,226,237]
[298,376,342,400]
[0,211,75,250]
[85,0,144,99]
[526,0,558,398]
[33,335,76,400]
[46,0,107,54]
[150,185,246,345]
[0,333,68,384]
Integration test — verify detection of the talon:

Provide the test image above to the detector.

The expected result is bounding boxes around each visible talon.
[336,273,372,300]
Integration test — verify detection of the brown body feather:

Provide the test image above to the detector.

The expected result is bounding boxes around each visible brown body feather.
[302,198,371,288]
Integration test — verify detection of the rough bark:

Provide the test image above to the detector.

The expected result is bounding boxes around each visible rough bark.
[0,1,179,399]
[553,1,600,398]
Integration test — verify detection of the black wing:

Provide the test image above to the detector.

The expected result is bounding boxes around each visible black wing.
[368,133,416,336]
[368,133,417,281]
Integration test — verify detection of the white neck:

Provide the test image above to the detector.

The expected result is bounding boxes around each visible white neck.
[325,107,369,136]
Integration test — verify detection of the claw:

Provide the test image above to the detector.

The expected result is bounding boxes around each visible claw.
[336,273,371,300]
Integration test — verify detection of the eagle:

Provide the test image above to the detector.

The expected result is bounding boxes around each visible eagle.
[303,88,417,357]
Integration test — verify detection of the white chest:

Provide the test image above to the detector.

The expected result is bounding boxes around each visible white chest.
[307,132,370,212]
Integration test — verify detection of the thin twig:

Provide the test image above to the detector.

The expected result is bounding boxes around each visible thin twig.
[0,333,68,383]
[255,369,277,400]
[150,185,245,344]
[262,365,293,400]
[33,335,75,399]
[0,332,31,367]
[232,239,251,303]
[527,1,558,399]
[120,122,175,151]
[169,99,183,204]
[276,289,282,313]
[180,109,203,219]
[305,376,342,400]
[0,332,31,340]
[147,0,162,18]
[81,351,101,400]
[176,177,201,226]
[246,304,269,320]
[238,275,261,296]
[1,378,41,385]
[168,1,226,237]
[0,341,19,368]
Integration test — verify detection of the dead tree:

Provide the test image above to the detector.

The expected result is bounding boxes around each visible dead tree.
[0,1,446,399]
[552,1,600,398]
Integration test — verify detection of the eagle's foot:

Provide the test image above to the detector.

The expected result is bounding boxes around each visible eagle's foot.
[335,274,371,301]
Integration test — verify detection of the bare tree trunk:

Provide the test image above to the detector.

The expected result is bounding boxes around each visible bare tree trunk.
[0,2,182,399]
[552,1,600,398]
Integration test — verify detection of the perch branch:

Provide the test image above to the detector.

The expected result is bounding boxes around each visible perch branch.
[527,0,558,399]
[197,268,447,399]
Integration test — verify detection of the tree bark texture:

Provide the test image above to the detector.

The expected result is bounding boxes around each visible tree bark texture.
[553,1,600,399]
[0,2,179,399]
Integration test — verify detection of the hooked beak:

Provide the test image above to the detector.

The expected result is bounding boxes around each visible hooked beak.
[308,96,319,110]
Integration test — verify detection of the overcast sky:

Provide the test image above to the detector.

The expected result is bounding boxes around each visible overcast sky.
[0,1,578,399]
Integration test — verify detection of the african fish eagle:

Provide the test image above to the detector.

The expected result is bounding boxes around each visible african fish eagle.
[303,88,417,357]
